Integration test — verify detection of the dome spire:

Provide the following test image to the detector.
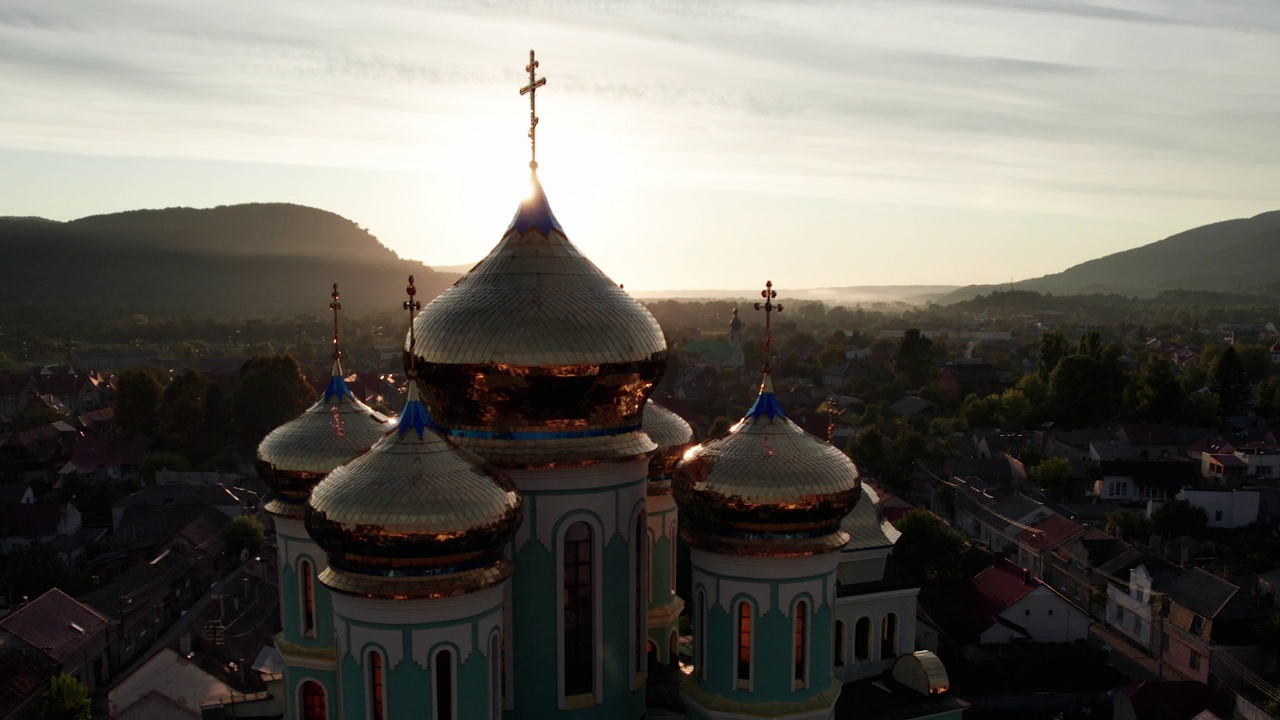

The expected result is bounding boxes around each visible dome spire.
[403,275,422,378]
[399,275,431,438]
[323,282,353,402]
[329,282,342,363]
[520,49,547,173]
[753,280,783,375]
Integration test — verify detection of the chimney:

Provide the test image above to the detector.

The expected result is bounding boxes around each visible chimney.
[1023,568,1032,584]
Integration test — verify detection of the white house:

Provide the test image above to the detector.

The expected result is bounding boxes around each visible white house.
[972,560,1090,645]
[1106,565,1158,650]
[1174,489,1260,528]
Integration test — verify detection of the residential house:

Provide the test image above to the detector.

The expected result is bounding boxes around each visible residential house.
[111,483,248,532]
[944,456,1027,490]
[0,502,82,553]
[0,375,38,418]
[83,548,197,672]
[0,589,112,693]
[937,361,1005,402]
[1089,440,1138,461]
[1046,526,1129,616]
[953,481,1054,555]
[1113,681,1231,720]
[1094,460,1201,503]
[1040,428,1117,462]
[59,432,148,484]
[822,362,869,391]
[33,373,102,414]
[1106,564,1177,651]
[888,395,935,420]
[1175,490,1260,529]
[1154,568,1266,685]
[1015,514,1085,581]
[1117,424,1180,461]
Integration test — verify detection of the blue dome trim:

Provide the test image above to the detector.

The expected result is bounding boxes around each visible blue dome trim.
[323,374,354,403]
[396,398,436,438]
[744,390,786,422]
[506,177,564,235]
[445,423,642,442]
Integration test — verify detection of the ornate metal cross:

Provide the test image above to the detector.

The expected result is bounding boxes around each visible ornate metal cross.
[520,49,547,170]
[404,275,422,372]
[329,282,342,361]
[753,280,783,374]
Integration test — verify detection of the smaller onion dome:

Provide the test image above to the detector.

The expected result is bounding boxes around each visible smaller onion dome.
[644,400,694,495]
[729,307,742,332]
[839,484,901,553]
[257,359,392,518]
[673,376,860,556]
[305,382,523,600]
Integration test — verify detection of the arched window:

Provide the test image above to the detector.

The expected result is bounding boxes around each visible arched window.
[635,512,647,679]
[834,619,846,667]
[435,649,454,720]
[490,634,501,720]
[301,680,326,720]
[563,521,594,697]
[881,613,897,660]
[368,651,385,720]
[793,600,808,688]
[854,617,870,660]
[736,601,752,689]
[301,560,315,637]
[695,591,707,680]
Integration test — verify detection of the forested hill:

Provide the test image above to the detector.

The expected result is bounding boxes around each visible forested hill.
[941,209,1280,303]
[0,204,461,321]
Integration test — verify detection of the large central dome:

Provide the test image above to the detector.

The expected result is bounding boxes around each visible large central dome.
[409,175,668,468]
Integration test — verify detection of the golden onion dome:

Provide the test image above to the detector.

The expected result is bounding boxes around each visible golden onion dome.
[305,382,523,599]
[407,175,667,468]
[672,376,861,556]
[257,360,393,518]
[644,400,693,495]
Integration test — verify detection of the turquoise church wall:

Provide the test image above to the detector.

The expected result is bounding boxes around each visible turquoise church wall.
[281,666,337,720]
[646,499,681,663]
[275,517,340,718]
[279,549,335,648]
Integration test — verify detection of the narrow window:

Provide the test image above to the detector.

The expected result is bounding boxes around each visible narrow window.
[301,560,315,636]
[854,617,870,660]
[880,613,897,660]
[369,652,385,720]
[794,601,808,687]
[736,601,752,688]
[490,635,501,720]
[435,649,454,720]
[635,512,647,678]
[301,680,326,720]
[834,620,846,667]
[563,522,594,697]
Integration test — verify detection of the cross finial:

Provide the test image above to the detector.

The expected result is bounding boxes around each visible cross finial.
[519,49,547,172]
[329,283,342,361]
[404,275,422,376]
[753,280,783,374]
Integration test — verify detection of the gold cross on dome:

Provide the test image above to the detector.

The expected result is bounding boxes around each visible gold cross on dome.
[753,280,783,374]
[404,275,422,373]
[329,283,342,361]
[520,49,547,171]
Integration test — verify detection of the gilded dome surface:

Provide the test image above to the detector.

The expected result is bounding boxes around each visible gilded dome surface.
[257,361,392,518]
[408,176,667,468]
[305,383,523,599]
[673,377,860,555]
[644,400,693,494]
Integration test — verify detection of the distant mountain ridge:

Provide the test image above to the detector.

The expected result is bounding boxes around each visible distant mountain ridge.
[940,210,1280,304]
[0,204,461,320]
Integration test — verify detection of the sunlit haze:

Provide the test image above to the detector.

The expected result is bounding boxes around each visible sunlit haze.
[2,0,1278,292]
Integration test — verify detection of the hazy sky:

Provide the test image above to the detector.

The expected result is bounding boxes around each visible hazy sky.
[2,0,1278,291]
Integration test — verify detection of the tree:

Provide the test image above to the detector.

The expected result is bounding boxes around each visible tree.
[1210,346,1250,417]
[848,427,887,476]
[1076,330,1102,359]
[893,329,936,388]
[39,674,90,720]
[1257,376,1280,424]
[1031,456,1073,503]
[226,515,267,558]
[1151,499,1208,539]
[892,509,967,581]
[1124,353,1183,423]
[997,388,1033,430]
[12,405,67,431]
[114,368,163,436]
[157,370,218,463]
[0,545,92,599]
[1104,510,1151,544]
[1038,332,1070,382]
[1048,354,1114,428]
[232,354,314,450]
[707,415,734,438]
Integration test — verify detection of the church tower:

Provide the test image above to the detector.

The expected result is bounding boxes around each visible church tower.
[642,400,693,666]
[725,307,745,369]
[306,277,522,720]
[407,52,665,719]
[257,284,392,719]
[674,282,860,720]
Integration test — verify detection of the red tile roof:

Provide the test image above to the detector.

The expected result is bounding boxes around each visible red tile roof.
[0,588,111,663]
[1017,513,1085,550]
[63,433,147,475]
[973,558,1040,615]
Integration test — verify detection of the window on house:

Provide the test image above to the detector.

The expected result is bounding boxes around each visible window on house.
[1190,615,1205,636]
[1110,481,1129,497]
[563,522,594,698]
[1160,598,1171,619]
[1135,588,1145,603]
[736,602,752,688]
[1190,652,1201,670]
[834,620,846,668]
[1117,607,1126,622]
[369,651,385,720]
[301,561,315,637]
[1161,633,1169,652]
[435,649,454,720]
[1214,510,1223,522]
[794,601,808,688]
[854,617,870,660]
[881,613,897,660]
[301,681,326,720]
[1134,617,1142,634]
[1049,609,1054,615]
